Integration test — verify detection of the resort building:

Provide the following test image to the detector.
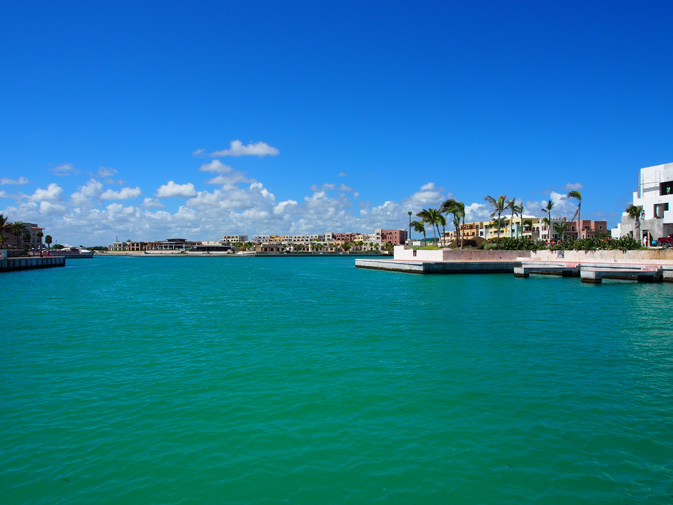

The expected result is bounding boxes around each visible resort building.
[614,162,673,243]
[1,222,44,251]
[220,234,248,244]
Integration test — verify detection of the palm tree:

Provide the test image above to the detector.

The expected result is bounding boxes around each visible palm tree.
[437,213,447,246]
[506,197,520,238]
[490,217,508,238]
[523,218,534,239]
[484,195,508,246]
[416,208,441,245]
[10,221,24,249]
[45,235,52,253]
[410,220,426,244]
[36,231,43,251]
[541,198,554,245]
[568,190,582,240]
[0,214,7,248]
[625,204,644,245]
[452,214,461,246]
[441,199,466,248]
[553,221,569,242]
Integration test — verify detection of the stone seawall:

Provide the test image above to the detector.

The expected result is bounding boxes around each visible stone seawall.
[0,256,66,272]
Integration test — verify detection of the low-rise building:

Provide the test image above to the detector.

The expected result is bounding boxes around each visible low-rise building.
[614,162,673,243]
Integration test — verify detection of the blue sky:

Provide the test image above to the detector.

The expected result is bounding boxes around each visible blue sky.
[1,0,672,245]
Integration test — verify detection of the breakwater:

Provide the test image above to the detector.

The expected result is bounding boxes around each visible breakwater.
[0,256,65,272]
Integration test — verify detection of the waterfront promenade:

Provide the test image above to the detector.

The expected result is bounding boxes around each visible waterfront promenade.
[356,247,673,282]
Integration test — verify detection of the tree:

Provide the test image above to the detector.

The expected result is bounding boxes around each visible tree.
[410,220,426,244]
[541,198,554,245]
[437,213,447,246]
[625,204,644,245]
[484,195,508,246]
[523,218,534,238]
[506,197,520,238]
[416,208,441,245]
[10,221,24,249]
[0,214,7,247]
[568,190,582,240]
[441,199,466,248]
[36,231,44,251]
[45,235,52,253]
[490,217,508,237]
[553,221,569,242]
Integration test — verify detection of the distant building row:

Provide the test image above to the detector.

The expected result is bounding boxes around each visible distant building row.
[109,229,408,252]
[440,217,608,244]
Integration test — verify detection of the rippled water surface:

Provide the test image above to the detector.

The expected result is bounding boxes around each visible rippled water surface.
[2,256,672,504]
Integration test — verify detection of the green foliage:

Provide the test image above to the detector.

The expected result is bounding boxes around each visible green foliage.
[51,244,65,250]
[550,236,643,252]
[493,237,547,250]
[417,245,440,250]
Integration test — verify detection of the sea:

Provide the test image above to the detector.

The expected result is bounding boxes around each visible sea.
[1,255,672,504]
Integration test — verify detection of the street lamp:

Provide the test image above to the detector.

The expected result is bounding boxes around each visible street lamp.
[408,211,412,245]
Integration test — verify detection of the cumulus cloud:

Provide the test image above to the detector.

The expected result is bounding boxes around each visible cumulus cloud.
[199,160,233,174]
[564,182,583,190]
[96,167,118,178]
[30,183,63,202]
[211,140,279,157]
[156,181,197,198]
[402,182,447,208]
[70,179,104,206]
[142,198,164,209]
[51,163,78,176]
[0,176,29,185]
[101,187,142,200]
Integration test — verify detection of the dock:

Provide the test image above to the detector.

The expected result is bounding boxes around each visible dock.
[355,258,519,274]
[356,247,673,284]
[0,256,66,272]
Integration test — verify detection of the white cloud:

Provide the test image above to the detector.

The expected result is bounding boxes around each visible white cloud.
[156,181,197,198]
[0,176,29,185]
[39,201,66,215]
[465,202,491,221]
[101,187,142,200]
[30,183,63,202]
[142,198,164,209]
[51,163,78,176]
[338,172,347,177]
[70,179,104,206]
[199,160,233,174]
[96,167,118,178]
[211,140,279,157]
[192,148,206,156]
[564,182,583,190]
[402,182,446,208]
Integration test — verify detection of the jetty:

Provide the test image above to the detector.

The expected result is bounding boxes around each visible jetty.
[355,247,673,283]
[0,256,66,272]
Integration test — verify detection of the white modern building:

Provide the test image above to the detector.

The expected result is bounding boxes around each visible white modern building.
[220,234,248,244]
[614,162,673,243]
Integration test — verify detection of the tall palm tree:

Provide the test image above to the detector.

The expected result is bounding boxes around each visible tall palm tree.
[0,214,7,248]
[568,190,582,240]
[541,199,554,245]
[410,220,426,244]
[416,208,441,245]
[452,213,461,245]
[484,195,508,246]
[45,235,52,253]
[625,204,643,244]
[523,218,534,239]
[441,199,466,249]
[553,221,569,242]
[437,213,447,246]
[10,221,24,249]
[506,197,520,238]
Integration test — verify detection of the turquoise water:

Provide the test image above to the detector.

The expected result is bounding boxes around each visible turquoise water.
[1,256,672,504]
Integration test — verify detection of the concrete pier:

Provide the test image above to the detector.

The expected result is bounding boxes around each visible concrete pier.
[0,256,66,272]
[514,262,580,278]
[355,258,519,274]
